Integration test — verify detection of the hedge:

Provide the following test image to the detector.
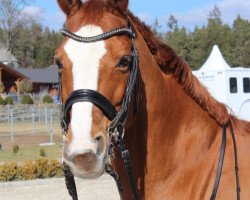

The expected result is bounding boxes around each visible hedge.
[43,95,53,104]
[0,159,63,182]
[5,96,14,105]
[0,96,6,105]
[21,95,34,105]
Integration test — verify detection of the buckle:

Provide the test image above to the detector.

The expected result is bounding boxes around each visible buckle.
[60,117,68,135]
[108,123,125,144]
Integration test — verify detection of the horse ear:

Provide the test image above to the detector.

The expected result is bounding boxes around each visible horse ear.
[107,0,129,11]
[57,0,82,16]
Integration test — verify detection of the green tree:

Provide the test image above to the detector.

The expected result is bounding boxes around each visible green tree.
[208,5,222,25]
[12,24,62,68]
[167,15,178,31]
[166,26,192,64]
[189,26,209,69]
[151,18,162,38]
[34,28,62,68]
[231,15,250,67]
[189,5,232,69]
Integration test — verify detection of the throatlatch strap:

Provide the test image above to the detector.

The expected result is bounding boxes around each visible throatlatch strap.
[210,125,227,200]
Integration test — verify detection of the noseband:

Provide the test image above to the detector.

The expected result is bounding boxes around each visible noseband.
[59,23,139,200]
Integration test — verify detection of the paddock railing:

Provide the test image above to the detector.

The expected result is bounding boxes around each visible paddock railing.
[0,105,61,144]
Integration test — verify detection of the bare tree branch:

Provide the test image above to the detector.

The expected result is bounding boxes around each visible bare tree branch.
[0,0,32,52]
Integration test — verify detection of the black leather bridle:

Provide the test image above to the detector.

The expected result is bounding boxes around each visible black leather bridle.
[59,23,139,200]
[58,23,241,200]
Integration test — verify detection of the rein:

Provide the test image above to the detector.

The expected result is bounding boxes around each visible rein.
[59,23,139,200]
[58,24,241,200]
[210,122,241,200]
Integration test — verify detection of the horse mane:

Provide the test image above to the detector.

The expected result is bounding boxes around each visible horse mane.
[76,1,244,128]
[128,12,230,126]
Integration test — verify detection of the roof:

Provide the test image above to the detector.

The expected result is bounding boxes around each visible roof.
[199,45,231,71]
[14,65,59,84]
[0,63,28,79]
[0,47,18,63]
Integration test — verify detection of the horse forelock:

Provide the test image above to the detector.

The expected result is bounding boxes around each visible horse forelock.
[127,12,230,126]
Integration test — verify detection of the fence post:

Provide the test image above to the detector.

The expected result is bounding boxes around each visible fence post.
[10,110,14,142]
[45,107,48,129]
[32,107,35,135]
[38,105,41,123]
[50,109,53,144]
[7,104,10,124]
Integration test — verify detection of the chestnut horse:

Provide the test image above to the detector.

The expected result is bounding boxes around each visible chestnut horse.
[55,0,250,199]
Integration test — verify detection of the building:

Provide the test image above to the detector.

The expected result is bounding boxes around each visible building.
[0,43,58,102]
[0,63,28,93]
[14,65,59,97]
[193,45,250,121]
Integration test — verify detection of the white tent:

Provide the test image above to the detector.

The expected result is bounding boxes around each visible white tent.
[199,45,231,71]
[193,45,250,121]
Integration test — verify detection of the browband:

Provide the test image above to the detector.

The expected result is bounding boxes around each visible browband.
[61,27,135,43]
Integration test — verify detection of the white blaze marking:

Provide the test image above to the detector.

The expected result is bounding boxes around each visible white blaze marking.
[64,25,106,155]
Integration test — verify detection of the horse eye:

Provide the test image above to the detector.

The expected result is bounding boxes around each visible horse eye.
[117,55,131,68]
[56,59,63,69]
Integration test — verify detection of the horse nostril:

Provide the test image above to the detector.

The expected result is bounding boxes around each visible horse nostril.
[95,136,104,157]
[73,151,97,171]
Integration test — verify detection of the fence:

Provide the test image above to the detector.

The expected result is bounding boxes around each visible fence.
[0,105,61,144]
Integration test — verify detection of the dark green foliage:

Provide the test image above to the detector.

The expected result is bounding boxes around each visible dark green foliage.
[5,96,14,105]
[165,7,250,69]
[42,95,53,104]
[40,148,46,157]
[0,96,6,105]
[21,95,33,105]
[11,23,63,68]
[12,144,19,154]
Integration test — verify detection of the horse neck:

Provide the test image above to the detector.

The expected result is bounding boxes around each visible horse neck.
[124,32,224,197]
[112,30,223,199]
[134,30,221,144]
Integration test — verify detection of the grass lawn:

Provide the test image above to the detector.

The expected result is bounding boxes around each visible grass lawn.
[0,143,62,163]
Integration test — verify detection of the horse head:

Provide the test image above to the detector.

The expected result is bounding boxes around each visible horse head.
[56,0,137,179]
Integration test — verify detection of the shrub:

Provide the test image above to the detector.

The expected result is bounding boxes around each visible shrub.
[0,162,19,181]
[40,148,46,157]
[5,96,14,105]
[0,82,4,93]
[12,144,19,154]
[0,96,6,105]
[21,95,33,104]
[19,80,33,93]
[42,95,53,104]
[0,159,63,181]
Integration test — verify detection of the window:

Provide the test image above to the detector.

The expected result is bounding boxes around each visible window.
[230,78,237,93]
[243,78,250,93]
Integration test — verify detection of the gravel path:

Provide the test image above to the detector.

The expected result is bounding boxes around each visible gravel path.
[0,175,120,200]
